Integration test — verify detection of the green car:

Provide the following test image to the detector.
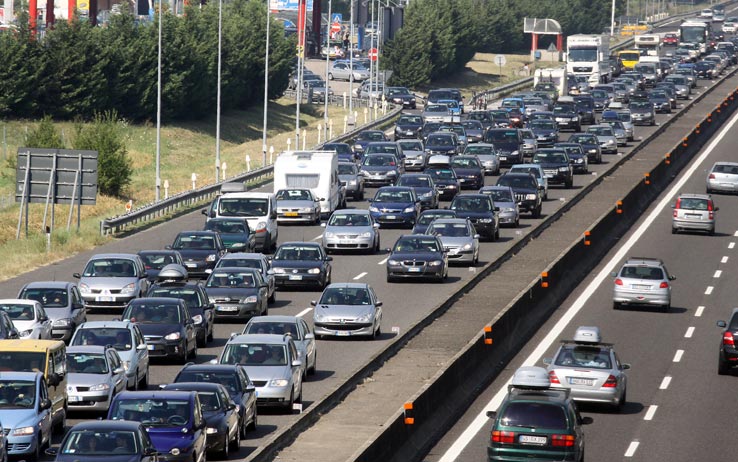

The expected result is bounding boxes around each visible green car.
[486,366,591,462]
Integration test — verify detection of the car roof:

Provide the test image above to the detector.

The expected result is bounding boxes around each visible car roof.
[128,297,184,305]
[0,298,39,306]
[67,345,110,355]
[220,253,267,260]
[163,382,228,393]
[429,218,470,225]
[176,230,219,236]
[376,186,414,192]
[331,209,370,215]
[116,390,196,401]
[68,420,144,431]
[247,315,301,323]
[623,257,665,266]
[78,320,135,329]
[0,371,43,381]
[138,249,180,255]
[324,282,370,289]
[87,253,140,260]
[211,267,261,274]
[22,280,75,289]
[227,333,293,345]
[179,363,242,373]
[279,241,321,247]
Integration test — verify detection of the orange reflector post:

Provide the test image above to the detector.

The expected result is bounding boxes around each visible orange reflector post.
[616,200,623,214]
[584,230,591,246]
[404,402,415,425]
[541,272,549,288]
[665,153,671,165]
[644,173,650,185]
[484,326,493,345]
[682,137,688,147]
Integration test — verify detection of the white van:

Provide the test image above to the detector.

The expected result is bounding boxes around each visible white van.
[273,151,343,216]
[203,191,278,252]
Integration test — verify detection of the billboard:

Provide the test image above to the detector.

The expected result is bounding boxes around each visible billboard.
[269,0,313,11]
[15,148,98,205]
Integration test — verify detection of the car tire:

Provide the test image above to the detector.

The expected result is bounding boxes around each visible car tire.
[532,205,542,218]
[283,389,295,414]
[218,432,230,460]
[613,301,621,310]
[494,228,500,241]
[671,226,677,234]
[207,325,214,342]
[386,274,394,283]
[262,235,271,253]
[31,432,42,462]
[268,289,276,304]
[709,227,715,236]
[197,332,207,348]
[513,218,519,228]
[327,73,334,80]
[229,422,241,452]
[308,351,317,376]
[138,369,149,390]
[719,356,730,375]
[616,389,627,412]
[565,179,573,189]
[247,408,258,432]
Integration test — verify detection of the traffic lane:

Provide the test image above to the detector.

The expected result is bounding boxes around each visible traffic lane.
[421,109,738,462]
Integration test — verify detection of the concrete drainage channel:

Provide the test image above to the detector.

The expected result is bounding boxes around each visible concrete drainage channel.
[241,75,738,461]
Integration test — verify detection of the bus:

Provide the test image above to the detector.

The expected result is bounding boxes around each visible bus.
[617,49,641,69]
[680,20,711,54]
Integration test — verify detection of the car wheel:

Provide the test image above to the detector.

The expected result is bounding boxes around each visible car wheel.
[671,226,677,234]
[706,187,713,194]
[532,205,542,218]
[709,227,715,236]
[513,217,519,228]
[218,432,230,460]
[229,421,241,452]
[207,324,214,342]
[494,227,500,241]
[197,331,207,348]
[613,301,621,310]
[31,432,42,462]
[262,234,271,253]
[283,389,295,414]
[565,179,573,189]
[386,274,394,283]
[247,407,258,431]
[138,369,149,390]
[719,356,730,375]
[308,351,317,376]
[327,73,334,80]
[268,289,276,304]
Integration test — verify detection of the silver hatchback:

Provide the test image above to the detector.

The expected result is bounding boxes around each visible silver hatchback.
[322,209,380,254]
[612,257,675,310]
[425,218,480,266]
[671,193,718,235]
[706,161,738,194]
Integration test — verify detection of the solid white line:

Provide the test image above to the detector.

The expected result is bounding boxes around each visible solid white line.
[377,257,388,265]
[353,272,368,280]
[714,270,722,278]
[295,307,313,318]
[695,306,705,317]
[435,108,738,462]
[673,350,684,362]
[644,405,658,421]
[722,256,729,264]
[624,441,640,457]
[312,234,323,241]
[705,286,714,295]
[659,376,672,390]
[730,242,736,249]
[685,326,695,338]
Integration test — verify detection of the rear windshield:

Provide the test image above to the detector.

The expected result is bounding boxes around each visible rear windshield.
[619,265,664,280]
[554,346,612,369]
[713,164,738,174]
[500,402,568,429]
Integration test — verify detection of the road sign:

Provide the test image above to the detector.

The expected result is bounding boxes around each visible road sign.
[369,47,378,61]
[330,13,342,38]
[494,54,506,66]
[269,0,313,11]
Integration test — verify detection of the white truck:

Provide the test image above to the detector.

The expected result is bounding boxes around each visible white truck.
[634,34,661,56]
[566,34,611,85]
[273,150,343,216]
[533,68,568,98]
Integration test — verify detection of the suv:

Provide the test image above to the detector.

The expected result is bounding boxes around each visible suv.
[671,193,718,235]
[484,129,524,166]
[496,172,542,218]
[486,366,591,462]
[532,149,574,189]
[449,194,500,241]
[611,257,676,310]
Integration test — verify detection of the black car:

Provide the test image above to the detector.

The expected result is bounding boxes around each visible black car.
[385,234,448,282]
[421,122,444,142]
[137,250,184,282]
[121,297,197,363]
[573,95,596,125]
[162,382,243,459]
[412,209,457,234]
[718,308,738,374]
[484,129,523,166]
[528,119,560,147]
[352,130,388,156]
[0,311,19,339]
[424,132,459,156]
[394,114,424,140]
[203,217,256,253]
[467,110,493,130]
[323,142,358,163]
[449,155,484,190]
[360,153,403,187]
[532,148,574,189]
[386,86,417,109]
[694,60,716,79]
[146,264,215,347]
[629,100,656,126]
[648,89,672,113]
[567,133,602,164]
[270,242,332,289]
[590,88,610,112]
[552,101,581,131]
[460,120,485,143]
[46,420,159,462]
[496,172,542,217]
[167,231,227,279]
[173,363,257,438]
[449,193,500,241]
[204,267,269,320]
[554,142,588,174]
[424,166,460,200]
[396,173,439,210]
[489,110,512,128]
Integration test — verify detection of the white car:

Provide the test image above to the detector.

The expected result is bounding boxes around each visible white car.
[0,299,52,339]
[722,21,736,33]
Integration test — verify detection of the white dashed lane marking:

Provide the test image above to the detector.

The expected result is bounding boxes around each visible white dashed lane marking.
[721,256,729,264]
[353,272,367,280]
[312,234,323,241]
[659,376,672,390]
[673,350,684,362]
[714,270,722,278]
[378,257,388,265]
[730,242,736,249]
[644,405,658,421]
[685,326,695,338]
[296,307,313,317]
[625,441,640,457]
[695,306,705,317]
[705,286,714,295]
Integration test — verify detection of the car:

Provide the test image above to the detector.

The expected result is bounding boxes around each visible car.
[243,315,316,376]
[425,218,480,265]
[590,88,610,112]
[18,281,87,342]
[671,193,718,235]
[723,21,736,33]
[601,119,628,146]
[0,371,54,460]
[448,193,500,241]
[204,267,270,320]
[543,326,630,410]
[612,257,675,310]
[398,139,428,171]
[464,143,500,175]
[421,122,444,142]
[167,231,227,279]
[386,234,448,282]
[337,161,365,201]
[412,209,457,234]
[65,345,127,413]
[716,308,738,374]
[321,209,380,254]
[0,299,52,339]
[121,297,198,363]
[566,133,602,164]
[517,128,538,158]
[274,188,322,225]
[46,419,159,462]
[422,103,455,124]
[108,390,207,462]
[551,101,580,132]
[365,141,403,160]
[305,79,334,102]
[484,129,523,166]
[496,172,542,218]
[70,320,150,390]
[664,75,691,99]
[328,60,369,81]
[172,363,257,438]
[509,163,549,200]
[394,114,423,140]
[479,186,520,228]
[532,148,574,189]
[486,366,591,462]
[648,89,671,113]
[354,81,384,99]
[360,153,403,187]
[202,191,279,252]
[573,95,596,125]
[218,333,304,412]
[311,283,383,339]
[460,119,485,143]
[628,100,656,126]
[215,252,276,302]
[352,130,388,156]
[449,155,484,190]
[424,165,460,200]
[368,186,421,228]
[270,242,333,289]
[203,217,256,252]
[706,161,738,194]
[162,382,242,458]
[137,250,184,282]
[586,124,619,153]
[147,264,215,347]
[554,142,589,174]
[694,60,717,79]
[612,110,635,141]
[424,132,460,156]
[488,109,512,128]
[324,142,357,163]
[700,8,713,18]
[439,124,468,147]
[72,256,146,313]
[396,173,439,210]
[385,86,418,109]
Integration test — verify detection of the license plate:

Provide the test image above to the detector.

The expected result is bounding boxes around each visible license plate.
[147,344,155,350]
[185,263,197,268]
[335,331,351,336]
[545,174,554,178]
[408,267,421,272]
[385,215,396,220]
[685,213,702,218]
[217,306,239,312]
[569,377,595,386]
[284,212,299,217]
[289,275,303,281]
[96,296,113,302]
[69,396,83,402]
[519,435,547,445]
[339,240,353,244]
[631,284,651,289]
[459,178,466,182]
[499,156,507,161]
[406,131,414,135]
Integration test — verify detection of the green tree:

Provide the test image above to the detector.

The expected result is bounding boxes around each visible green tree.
[25,116,65,148]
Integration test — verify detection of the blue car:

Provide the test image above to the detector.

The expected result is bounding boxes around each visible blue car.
[108,390,207,462]
[368,186,421,228]
[46,419,159,462]
[0,372,53,461]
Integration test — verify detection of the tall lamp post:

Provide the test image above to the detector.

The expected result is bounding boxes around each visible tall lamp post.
[155,0,163,201]
[215,0,223,182]
[324,0,332,140]
[262,5,271,165]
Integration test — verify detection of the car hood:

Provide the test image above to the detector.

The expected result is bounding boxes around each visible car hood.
[532,128,557,136]
[407,186,433,196]
[534,161,568,168]
[145,427,198,452]
[505,185,537,194]
[389,251,443,260]
[438,236,475,246]
[175,249,218,260]
[630,108,652,115]
[402,150,425,157]
[314,304,375,320]
[12,319,42,331]
[577,142,599,150]
[489,141,518,152]
[138,323,183,337]
[218,233,250,249]
[594,135,617,142]
[396,123,421,130]
[241,365,291,382]
[277,200,316,209]
[0,408,42,429]
[68,372,112,387]
[325,225,374,234]
[493,200,516,209]
[81,276,140,290]
[205,287,260,299]
[475,154,499,161]
[114,348,136,364]
[451,167,482,176]
[55,454,143,462]
[371,201,414,210]
[452,210,494,219]
[465,128,483,137]
[271,260,324,270]
[362,165,396,173]
[338,174,359,182]
[45,306,74,321]
[432,178,458,186]
[425,144,457,152]
[355,140,373,148]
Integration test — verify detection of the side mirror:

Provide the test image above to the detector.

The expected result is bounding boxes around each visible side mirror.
[144,447,159,456]
[485,410,497,419]
[113,367,125,375]
[246,384,256,393]
[45,448,59,457]
[321,223,327,228]
[473,234,481,239]
[73,272,81,279]
[718,320,727,328]
[325,256,333,261]
[610,272,618,277]
[542,357,552,365]
[375,301,383,307]
[385,247,392,253]
[494,206,500,212]
[714,206,720,211]
[669,275,676,281]
[164,245,173,250]
[137,343,148,350]
[271,212,278,219]
[292,360,303,368]
[201,209,209,216]
[228,403,237,411]
[621,363,631,370]
[40,398,52,410]
[48,374,60,387]
[310,300,317,306]
[581,416,594,425]
[373,223,380,229]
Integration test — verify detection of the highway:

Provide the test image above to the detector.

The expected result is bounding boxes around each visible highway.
[423,98,738,462]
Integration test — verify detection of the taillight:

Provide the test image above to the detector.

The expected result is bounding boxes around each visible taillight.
[492,430,516,444]
[602,374,618,388]
[551,434,575,447]
[615,278,623,286]
[707,201,713,211]
[723,332,735,347]
[709,173,716,179]
[548,371,560,384]
[659,282,669,289]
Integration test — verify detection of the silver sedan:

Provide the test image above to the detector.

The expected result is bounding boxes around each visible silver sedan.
[425,218,480,266]
[66,345,127,412]
[0,299,52,339]
[706,161,738,194]
[275,188,322,224]
[322,209,380,254]
[311,283,383,339]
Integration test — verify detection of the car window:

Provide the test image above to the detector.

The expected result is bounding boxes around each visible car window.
[620,265,664,280]
[20,287,69,307]
[554,346,611,369]
[499,402,568,429]
[72,328,132,351]
[677,197,709,210]
[221,344,288,365]
[67,353,109,374]
[244,321,300,337]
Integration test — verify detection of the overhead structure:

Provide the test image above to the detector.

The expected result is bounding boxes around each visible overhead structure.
[523,17,563,54]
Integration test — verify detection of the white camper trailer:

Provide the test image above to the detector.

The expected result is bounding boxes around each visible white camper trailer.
[273,150,343,215]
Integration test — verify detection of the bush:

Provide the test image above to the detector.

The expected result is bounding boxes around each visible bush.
[24,116,65,149]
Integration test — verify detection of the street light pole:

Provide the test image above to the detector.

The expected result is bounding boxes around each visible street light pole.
[369,0,374,106]
[610,0,615,36]
[324,0,332,141]
[155,0,162,201]
[349,0,354,115]
[262,6,271,166]
[215,0,223,182]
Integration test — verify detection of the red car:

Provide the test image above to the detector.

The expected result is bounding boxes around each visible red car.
[662,33,679,46]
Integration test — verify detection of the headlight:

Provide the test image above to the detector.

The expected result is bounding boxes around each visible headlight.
[206,427,219,434]
[20,329,33,337]
[503,207,516,212]
[387,170,397,176]
[403,206,415,213]
[256,221,267,231]
[53,318,72,327]
[314,313,325,322]
[447,184,457,189]
[165,332,181,340]
[12,426,34,436]
[478,218,493,223]
[122,361,131,372]
[575,158,584,164]
[90,383,110,392]
[307,268,321,274]
[512,151,519,156]
[388,259,400,265]
[606,140,615,145]
[525,194,537,200]
[79,283,90,294]
[206,254,217,262]
[269,379,290,387]
[360,231,372,238]
[420,191,432,198]
[192,314,203,325]
[349,180,357,186]
[120,283,136,294]
[369,206,379,212]
[242,296,258,304]
[588,149,597,153]
[272,268,285,274]
[356,313,372,322]
[325,231,335,238]
[170,448,181,456]
[299,207,313,213]
[558,167,569,172]
[354,144,362,150]
[428,260,443,266]
[462,243,473,250]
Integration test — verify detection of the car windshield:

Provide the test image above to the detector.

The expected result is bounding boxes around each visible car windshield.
[205,220,248,234]
[67,353,109,374]
[399,116,422,124]
[399,141,423,151]
[619,265,664,280]
[425,104,448,113]
[82,258,137,278]
[500,402,568,429]
[677,197,709,210]
[363,155,396,167]
[498,175,536,189]
[428,222,471,237]
[393,237,440,252]
[275,189,313,201]
[218,198,268,217]
[244,321,300,337]
[530,120,556,130]
[426,168,455,180]
[149,287,202,310]
[510,166,540,177]
[110,399,191,427]
[591,90,607,98]
[206,271,257,288]
[461,121,483,130]
[650,91,667,99]
[221,344,288,366]
[534,152,568,163]
[374,190,413,202]
[274,245,322,261]
[193,391,223,412]
[481,188,513,202]
[451,196,491,212]
[559,146,581,156]
[139,253,179,270]
[215,258,261,270]
[318,286,372,305]
[713,163,738,174]
[450,157,480,168]
[465,146,495,155]
[426,135,454,146]
[0,303,37,321]
[123,302,181,324]
[328,209,372,227]
[588,127,614,136]
[61,430,139,455]
[417,212,455,225]
[175,371,241,393]
[554,345,612,369]
[0,380,36,408]
[172,235,216,251]
[324,143,352,154]
[338,164,356,175]
[616,112,632,122]
[630,101,652,109]
[569,135,594,144]
[398,176,432,188]
[487,130,518,142]
[366,144,398,154]
[72,328,133,351]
